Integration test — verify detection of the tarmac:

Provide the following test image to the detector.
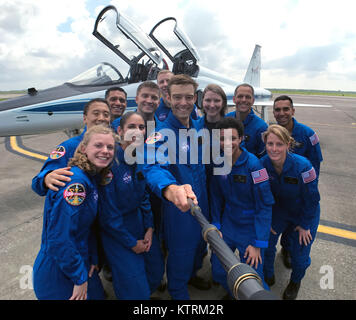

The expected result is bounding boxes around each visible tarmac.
[0,94,355,300]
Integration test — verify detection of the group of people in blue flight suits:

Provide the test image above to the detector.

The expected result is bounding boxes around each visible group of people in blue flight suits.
[31,70,322,300]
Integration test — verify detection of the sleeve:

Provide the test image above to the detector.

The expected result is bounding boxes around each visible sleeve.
[256,122,268,158]
[208,173,225,230]
[141,187,154,230]
[251,166,274,248]
[31,142,73,196]
[299,164,321,230]
[305,131,323,177]
[142,136,178,200]
[98,183,138,250]
[46,182,89,285]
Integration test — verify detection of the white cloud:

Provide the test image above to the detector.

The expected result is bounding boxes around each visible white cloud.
[1,0,356,91]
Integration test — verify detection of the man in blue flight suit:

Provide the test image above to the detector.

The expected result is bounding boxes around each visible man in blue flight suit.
[273,95,323,268]
[143,74,210,299]
[225,83,268,157]
[106,87,127,123]
[31,98,111,195]
[155,70,200,122]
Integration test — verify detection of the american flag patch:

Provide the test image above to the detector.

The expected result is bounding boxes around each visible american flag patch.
[309,133,320,146]
[301,167,316,183]
[251,168,269,184]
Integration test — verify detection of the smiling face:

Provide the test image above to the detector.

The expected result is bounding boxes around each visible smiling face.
[265,132,289,164]
[107,90,127,119]
[136,87,160,118]
[233,85,255,114]
[83,101,111,129]
[203,90,223,118]
[82,133,115,169]
[168,84,197,125]
[118,113,146,149]
[273,99,295,128]
[220,128,242,158]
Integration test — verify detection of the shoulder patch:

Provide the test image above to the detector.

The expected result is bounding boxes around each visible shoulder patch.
[309,132,320,146]
[251,168,269,184]
[50,145,66,159]
[145,132,163,145]
[301,167,317,184]
[63,183,86,206]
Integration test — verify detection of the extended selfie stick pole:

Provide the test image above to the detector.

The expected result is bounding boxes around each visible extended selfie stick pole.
[188,199,278,300]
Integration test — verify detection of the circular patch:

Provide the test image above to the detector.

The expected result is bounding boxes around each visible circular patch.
[63,183,86,206]
[145,132,162,145]
[50,145,66,159]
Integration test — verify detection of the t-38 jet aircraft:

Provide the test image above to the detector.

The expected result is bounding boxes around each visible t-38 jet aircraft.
[0,5,328,137]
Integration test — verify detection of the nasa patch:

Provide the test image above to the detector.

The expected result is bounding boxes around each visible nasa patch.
[50,145,66,159]
[123,172,132,184]
[63,183,86,206]
[145,132,163,144]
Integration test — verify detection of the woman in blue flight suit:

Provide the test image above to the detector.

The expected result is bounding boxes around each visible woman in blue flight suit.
[209,117,274,297]
[33,125,115,300]
[98,111,164,300]
[195,84,228,184]
[261,124,320,300]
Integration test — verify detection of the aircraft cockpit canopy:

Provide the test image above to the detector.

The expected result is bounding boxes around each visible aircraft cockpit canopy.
[67,62,124,86]
[93,5,164,83]
[149,17,200,77]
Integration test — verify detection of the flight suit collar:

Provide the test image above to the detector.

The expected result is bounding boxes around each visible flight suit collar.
[166,110,194,130]
[232,147,249,168]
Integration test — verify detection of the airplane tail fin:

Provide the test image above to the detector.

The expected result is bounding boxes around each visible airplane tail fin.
[243,44,261,87]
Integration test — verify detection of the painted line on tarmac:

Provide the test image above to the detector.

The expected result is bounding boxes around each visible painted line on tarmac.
[5,136,48,162]
[318,225,356,240]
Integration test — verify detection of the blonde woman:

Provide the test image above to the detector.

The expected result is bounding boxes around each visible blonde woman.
[261,124,320,300]
[33,125,116,300]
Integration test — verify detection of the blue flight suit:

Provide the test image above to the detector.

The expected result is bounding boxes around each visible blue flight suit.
[155,97,200,122]
[225,109,268,157]
[280,118,323,250]
[209,147,274,293]
[261,153,320,283]
[143,112,209,299]
[290,118,323,176]
[111,117,122,134]
[98,145,164,300]
[31,130,85,196]
[33,166,104,300]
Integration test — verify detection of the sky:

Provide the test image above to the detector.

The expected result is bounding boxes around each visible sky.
[1,0,356,91]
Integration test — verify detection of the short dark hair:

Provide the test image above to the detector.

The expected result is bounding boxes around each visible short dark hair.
[215,117,244,139]
[167,74,198,95]
[234,83,254,97]
[83,98,110,115]
[136,81,159,96]
[105,86,127,99]
[273,95,294,108]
